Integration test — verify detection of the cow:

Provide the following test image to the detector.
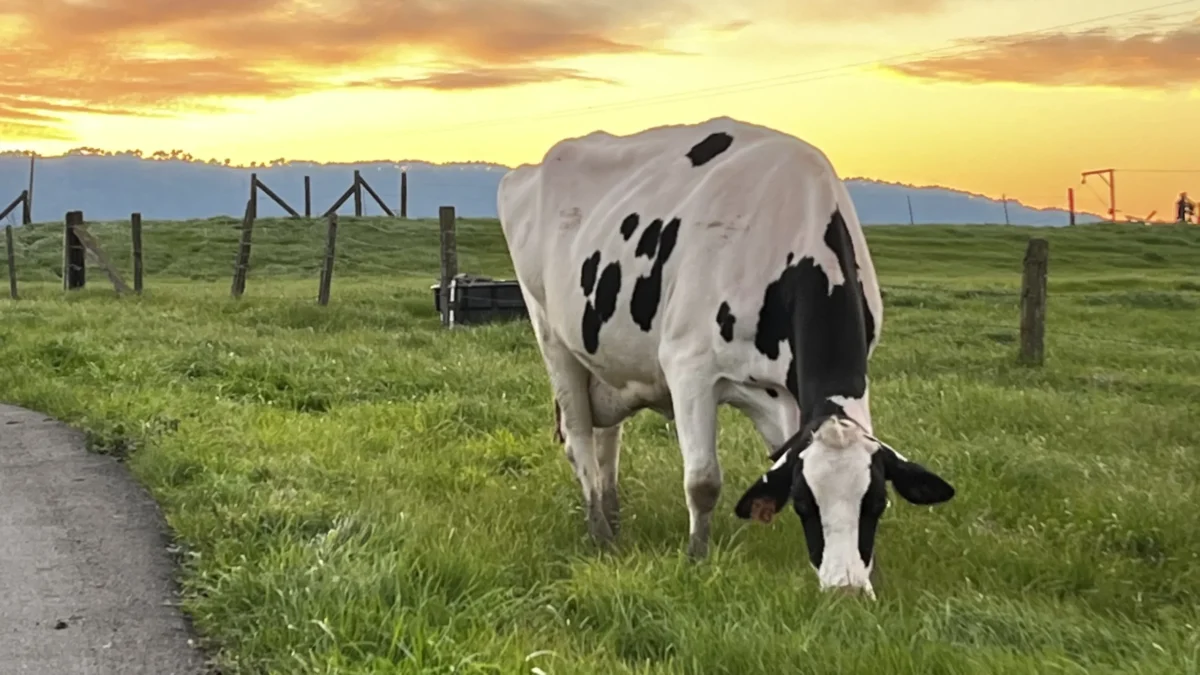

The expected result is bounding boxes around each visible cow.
[497,116,955,597]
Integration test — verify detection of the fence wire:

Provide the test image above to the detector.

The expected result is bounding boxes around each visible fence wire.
[2,215,1197,368]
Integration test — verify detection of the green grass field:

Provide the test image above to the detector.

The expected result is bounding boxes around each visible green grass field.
[2,216,1199,674]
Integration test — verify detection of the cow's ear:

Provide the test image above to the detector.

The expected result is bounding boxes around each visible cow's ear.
[734,451,800,524]
[878,443,955,505]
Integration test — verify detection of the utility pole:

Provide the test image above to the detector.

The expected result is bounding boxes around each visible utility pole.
[1081,169,1116,222]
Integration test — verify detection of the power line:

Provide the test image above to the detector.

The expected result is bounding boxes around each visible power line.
[1113,169,1200,173]
[404,0,1200,136]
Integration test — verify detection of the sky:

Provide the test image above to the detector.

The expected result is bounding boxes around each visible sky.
[1,0,1198,220]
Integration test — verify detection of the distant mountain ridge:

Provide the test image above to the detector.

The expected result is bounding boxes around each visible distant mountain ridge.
[0,151,1102,226]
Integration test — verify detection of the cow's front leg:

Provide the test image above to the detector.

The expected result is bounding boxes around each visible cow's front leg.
[666,368,720,560]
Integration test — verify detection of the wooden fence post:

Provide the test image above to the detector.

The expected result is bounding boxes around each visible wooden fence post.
[131,213,143,295]
[26,154,34,224]
[352,170,363,217]
[1002,194,1010,225]
[322,184,356,218]
[304,176,312,218]
[63,210,86,290]
[400,170,407,219]
[0,191,28,223]
[318,213,339,306]
[253,176,300,218]
[1019,238,1049,365]
[249,172,258,219]
[230,199,255,298]
[5,224,16,300]
[439,205,457,328]
[357,174,395,217]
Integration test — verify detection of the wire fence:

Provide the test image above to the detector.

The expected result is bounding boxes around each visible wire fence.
[3,210,1198,375]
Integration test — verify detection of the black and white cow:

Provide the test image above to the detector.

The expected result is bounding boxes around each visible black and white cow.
[497,117,955,597]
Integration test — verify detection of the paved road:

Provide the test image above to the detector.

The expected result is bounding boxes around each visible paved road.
[0,404,208,674]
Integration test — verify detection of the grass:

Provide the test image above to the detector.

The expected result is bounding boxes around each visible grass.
[2,215,1200,674]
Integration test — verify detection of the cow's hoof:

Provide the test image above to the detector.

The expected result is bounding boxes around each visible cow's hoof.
[686,536,709,561]
[601,487,620,538]
[587,508,616,549]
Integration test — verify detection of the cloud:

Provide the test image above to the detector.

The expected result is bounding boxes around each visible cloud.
[0,0,688,140]
[759,0,948,23]
[0,0,965,141]
[882,21,1200,88]
[349,67,617,91]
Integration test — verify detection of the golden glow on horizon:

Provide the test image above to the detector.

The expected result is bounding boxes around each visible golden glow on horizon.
[2,0,1198,219]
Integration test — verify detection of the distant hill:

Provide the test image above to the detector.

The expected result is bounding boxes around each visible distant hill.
[0,150,1102,226]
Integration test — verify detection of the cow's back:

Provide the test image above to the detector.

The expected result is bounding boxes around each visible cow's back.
[498,117,880,396]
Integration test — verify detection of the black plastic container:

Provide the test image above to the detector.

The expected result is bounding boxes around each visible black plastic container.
[431,274,528,326]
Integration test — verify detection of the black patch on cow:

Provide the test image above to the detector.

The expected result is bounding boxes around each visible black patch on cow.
[580,251,601,295]
[791,460,825,569]
[789,209,870,414]
[862,294,877,349]
[858,453,889,566]
[580,254,622,354]
[752,209,869,415]
[635,219,663,258]
[630,217,680,331]
[686,132,734,167]
[716,301,735,342]
[765,388,778,398]
[754,270,790,360]
[595,264,622,319]
[620,213,640,241]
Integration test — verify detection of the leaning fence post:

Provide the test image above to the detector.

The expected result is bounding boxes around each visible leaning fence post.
[231,199,255,298]
[5,224,16,299]
[439,205,457,328]
[318,213,339,306]
[1019,238,1049,365]
[131,213,143,295]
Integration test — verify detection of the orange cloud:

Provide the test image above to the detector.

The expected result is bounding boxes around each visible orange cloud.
[350,67,617,91]
[0,0,689,140]
[765,0,945,23]
[883,21,1200,88]
[0,0,962,142]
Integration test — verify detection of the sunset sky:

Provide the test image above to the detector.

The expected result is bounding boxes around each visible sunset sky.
[1,0,1198,219]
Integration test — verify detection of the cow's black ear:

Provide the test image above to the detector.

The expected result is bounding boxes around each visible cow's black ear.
[878,444,955,505]
[735,452,800,524]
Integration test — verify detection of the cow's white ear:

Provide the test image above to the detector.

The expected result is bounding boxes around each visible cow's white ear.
[878,445,955,505]
[734,452,799,524]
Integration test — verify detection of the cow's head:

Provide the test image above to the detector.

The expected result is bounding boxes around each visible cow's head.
[734,406,954,598]
[733,209,955,597]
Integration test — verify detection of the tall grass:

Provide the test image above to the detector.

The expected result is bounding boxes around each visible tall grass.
[1,217,1198,674]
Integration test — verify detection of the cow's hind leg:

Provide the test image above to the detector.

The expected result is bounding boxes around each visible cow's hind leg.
[544,342,615,548]
[593,424,622,537]
[554,402,623,537]
[664,361,720,560]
